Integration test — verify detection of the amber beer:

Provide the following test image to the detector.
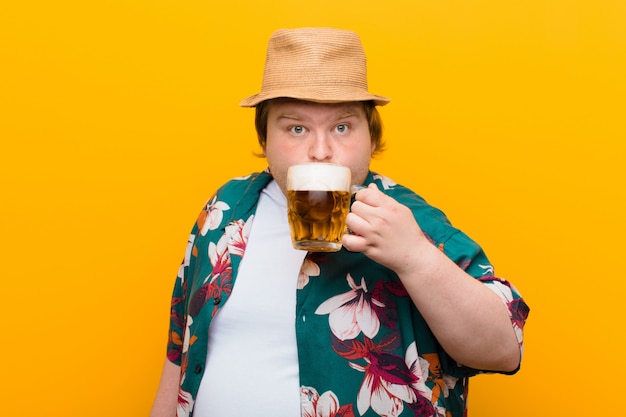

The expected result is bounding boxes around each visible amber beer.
[287,164,352,252]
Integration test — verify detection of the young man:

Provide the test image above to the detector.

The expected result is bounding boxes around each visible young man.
[150,27,529,417]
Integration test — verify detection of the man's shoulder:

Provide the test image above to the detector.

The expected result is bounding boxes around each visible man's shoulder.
[369,172,433,210]
[215,170,272,198]
[369,172,457,238]
[200,171,273,225]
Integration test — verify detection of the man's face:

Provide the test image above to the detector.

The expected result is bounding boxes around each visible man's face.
[264,99,375,193]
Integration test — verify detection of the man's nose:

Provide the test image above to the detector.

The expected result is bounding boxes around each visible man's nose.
[308,131,332,161]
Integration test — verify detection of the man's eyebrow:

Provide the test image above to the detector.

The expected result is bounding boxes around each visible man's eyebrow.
[276,113,303,121]
[275,107,361,121]
[336,109,360,119]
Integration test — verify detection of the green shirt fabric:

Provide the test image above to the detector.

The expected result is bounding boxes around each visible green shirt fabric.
[166,170,529,417]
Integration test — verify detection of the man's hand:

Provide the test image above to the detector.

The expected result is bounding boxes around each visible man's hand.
[343,183,428,275]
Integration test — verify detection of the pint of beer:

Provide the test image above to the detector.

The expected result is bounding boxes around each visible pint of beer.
[286,163,352,252]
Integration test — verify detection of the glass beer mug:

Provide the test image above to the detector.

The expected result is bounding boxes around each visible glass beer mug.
[286,163,352,252]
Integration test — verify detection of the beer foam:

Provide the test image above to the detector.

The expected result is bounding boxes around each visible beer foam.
[287,163,351,191]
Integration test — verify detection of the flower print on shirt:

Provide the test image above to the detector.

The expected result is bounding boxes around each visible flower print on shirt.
[204,217,254,284]
[182,316,194,354]
[372,173,397,190]
[298,257,321,289]
[418,352,459,417]
[478,263,494,276]
[315,274,385,340]
[225,217,254,257]
[177,385,194,417]
[316,273,439,416]
[177,234,196,284]
[207,238,231,285]
[198,195,230,236]
[167,295,185,362]
[349,341,437,417]
[301,386,355,417]
[189,216,254,318]
[479,277,530,350]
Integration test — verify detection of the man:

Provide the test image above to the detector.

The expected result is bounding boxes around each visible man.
[150,27,529,417]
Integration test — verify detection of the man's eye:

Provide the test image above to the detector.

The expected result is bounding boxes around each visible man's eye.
[290,125,305,135]
[335,124,349,134]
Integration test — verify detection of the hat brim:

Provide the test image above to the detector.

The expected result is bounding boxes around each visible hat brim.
[240,88,390,107]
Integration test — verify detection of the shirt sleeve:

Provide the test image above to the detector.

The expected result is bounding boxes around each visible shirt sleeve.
[437,229,530,376]
[165,218,200,366]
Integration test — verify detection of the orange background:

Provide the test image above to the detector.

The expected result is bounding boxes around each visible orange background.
[1,1,625,415]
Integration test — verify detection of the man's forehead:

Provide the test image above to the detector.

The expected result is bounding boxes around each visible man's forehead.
[269,99,365,118]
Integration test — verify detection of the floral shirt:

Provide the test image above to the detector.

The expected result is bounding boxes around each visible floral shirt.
[166,170,529,417]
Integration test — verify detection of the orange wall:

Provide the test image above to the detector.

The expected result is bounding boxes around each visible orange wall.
[2,1,625,415]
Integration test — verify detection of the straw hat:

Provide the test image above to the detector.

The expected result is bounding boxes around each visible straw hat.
[240,27,390,107]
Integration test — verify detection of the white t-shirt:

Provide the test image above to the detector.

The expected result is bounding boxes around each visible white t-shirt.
[192,180,306,416]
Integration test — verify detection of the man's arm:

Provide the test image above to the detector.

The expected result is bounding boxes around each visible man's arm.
[343,184,520,372]
[149,359,180,417]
